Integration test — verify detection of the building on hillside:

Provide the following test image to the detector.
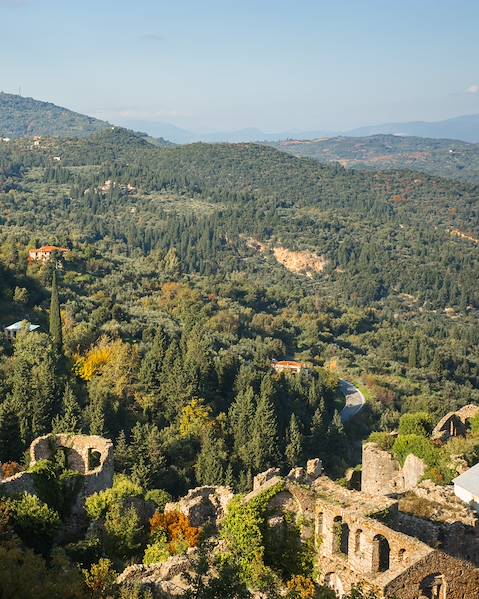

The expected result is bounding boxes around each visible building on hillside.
[28,245,69,263]
[272,359,307,374]
[4,320,40,339]
[453,463,479,511]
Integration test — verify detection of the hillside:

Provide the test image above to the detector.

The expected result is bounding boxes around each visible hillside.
[268,134,479,182]
[0,92,112,138]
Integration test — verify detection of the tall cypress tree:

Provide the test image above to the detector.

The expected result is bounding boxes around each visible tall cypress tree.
[49,270,62,352]
[285,414,303,468]
[52,384,82,433]
[251,391,280,472]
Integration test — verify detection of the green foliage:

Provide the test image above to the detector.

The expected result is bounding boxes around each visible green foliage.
[27,458,83,517]
[398,412,434,437]
[85,475,143,520]
[103,503,145,559]
[9,493,60,553]
[49,270,62,352]
[221,481,285,587]
[144,489,172,512]
[143,535,170,565]
[367,432,395,451]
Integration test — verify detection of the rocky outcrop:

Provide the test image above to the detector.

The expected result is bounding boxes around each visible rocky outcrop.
[118,549,198,597]
[164,486,234,528]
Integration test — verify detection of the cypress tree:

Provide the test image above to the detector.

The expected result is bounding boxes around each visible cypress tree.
[285,414,303,468]
[229,386,256,468]
[195,430,226,485]
[52,383,82,433]
[408,337,419,368]
[251,391,280,472]
[49,270,62,352]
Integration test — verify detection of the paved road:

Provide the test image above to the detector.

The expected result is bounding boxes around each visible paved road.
[340,379,366,423]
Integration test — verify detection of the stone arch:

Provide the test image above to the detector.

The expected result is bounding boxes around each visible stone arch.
[354,528,363,553]
[420,573,446,599]
[324,572,345,597]
[87,448,102,471]
[372,534,390,572]
[332,516,349,555]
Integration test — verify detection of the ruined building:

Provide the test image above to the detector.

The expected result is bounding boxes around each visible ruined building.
[251,471,479,599]
[0,433,114,516]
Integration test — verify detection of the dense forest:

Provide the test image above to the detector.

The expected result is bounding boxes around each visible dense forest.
[0,128,479,597]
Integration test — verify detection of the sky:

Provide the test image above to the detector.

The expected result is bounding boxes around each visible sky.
[1,0,479,133]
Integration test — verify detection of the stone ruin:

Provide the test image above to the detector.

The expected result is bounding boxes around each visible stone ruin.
[431,404,479,443]
[118,455,479,599]
[361,442,428,497]
[0,433,114,514]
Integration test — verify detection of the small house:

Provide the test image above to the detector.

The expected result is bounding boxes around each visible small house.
[272,359,307,375]
[28,245,69,263]
[453,463,479,510]
[4,321,40,340]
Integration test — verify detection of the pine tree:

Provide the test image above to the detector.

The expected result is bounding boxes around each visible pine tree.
[49,270,62,352]
[139,329,167,391]
[251,391,280,472]
[114,430,131,473]
[52,383,82,433]
[195,430,226,485]
[285,414,303,468]
[229,386,256,468]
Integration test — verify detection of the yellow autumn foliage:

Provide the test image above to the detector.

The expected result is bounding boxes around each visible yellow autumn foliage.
[74,337,139,396]
[179,399,212,439]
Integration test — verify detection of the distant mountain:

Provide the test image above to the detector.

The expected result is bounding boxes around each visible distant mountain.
[0,92,112,138]
[346,114,479,143]
[113,118,336,144]
[268,134,479,182]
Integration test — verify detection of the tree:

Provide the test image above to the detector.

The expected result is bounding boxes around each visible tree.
[52,384,82,433]
[285,414,303,468]
[49,270,62,352]
[251,390,280,472]
[229,387,256,468]
[408,337,419,368]
[195,430,227,485]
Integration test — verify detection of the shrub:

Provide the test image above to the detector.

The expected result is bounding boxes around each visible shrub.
[392,434,438,466]
[398,412,434,437]
[149,510,200,554]
[1,461,21,478]
[10,493,60,553]
[85,475,143,520]
[145,489,172,512]
[368,432,395,451]
[143,535,170,565]
[286,575,316,599]
[104,504,145,559]
[83,558,117,599]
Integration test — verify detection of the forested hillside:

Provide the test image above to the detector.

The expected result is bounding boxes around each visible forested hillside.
[269,134,479,182]
[1,129,479,596]
[0,92,112,138]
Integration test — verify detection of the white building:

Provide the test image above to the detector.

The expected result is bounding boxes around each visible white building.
[4,321,40,340]
[453,463,479,510]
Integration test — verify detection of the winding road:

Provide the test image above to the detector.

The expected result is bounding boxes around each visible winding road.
[340,379,366,423]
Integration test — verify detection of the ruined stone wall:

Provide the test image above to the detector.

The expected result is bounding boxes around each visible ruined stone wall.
[361,443,426,497]
[432,404,479,443]
[385,550,479,599]
[30,433,114,498]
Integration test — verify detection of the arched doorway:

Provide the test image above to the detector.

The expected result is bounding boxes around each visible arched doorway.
[372,534,390,572]
[420,574,446,599]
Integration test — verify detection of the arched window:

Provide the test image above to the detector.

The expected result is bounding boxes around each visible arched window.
[420,573,446,599]
[372,534,390,572]
[333,516,349,556]
[354,529,363,554]
[87,448,102,470]
[398,548,406,562]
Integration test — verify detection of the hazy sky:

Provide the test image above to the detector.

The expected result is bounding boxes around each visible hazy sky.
[1,0,479,132]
